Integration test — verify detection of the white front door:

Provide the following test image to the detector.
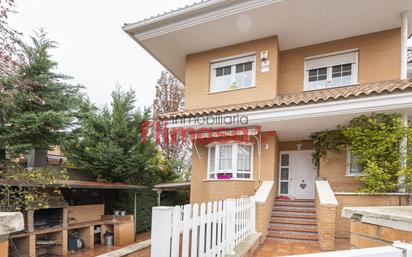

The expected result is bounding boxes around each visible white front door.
[279,150,317,199]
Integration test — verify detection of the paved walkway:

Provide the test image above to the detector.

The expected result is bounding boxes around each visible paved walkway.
[252,239,351,257]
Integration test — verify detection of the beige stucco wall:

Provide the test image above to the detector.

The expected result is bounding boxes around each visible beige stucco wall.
[319,151,362,192]
[184,36,279,111]
[190,132,279,203]
[278,28,401,95]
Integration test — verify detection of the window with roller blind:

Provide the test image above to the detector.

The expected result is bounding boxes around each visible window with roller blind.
[304,50,359,91]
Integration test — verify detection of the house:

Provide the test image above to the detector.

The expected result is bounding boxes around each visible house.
[123,0,412,253]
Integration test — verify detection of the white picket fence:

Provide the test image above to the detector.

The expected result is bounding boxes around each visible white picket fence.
[151,196,256,257]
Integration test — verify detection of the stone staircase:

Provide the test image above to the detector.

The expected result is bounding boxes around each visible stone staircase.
[267,199,319,243]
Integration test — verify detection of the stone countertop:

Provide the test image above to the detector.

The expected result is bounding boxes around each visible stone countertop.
[0,212,24,237]
[342,206,412,232]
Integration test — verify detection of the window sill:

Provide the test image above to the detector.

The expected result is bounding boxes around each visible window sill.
[345,173,363,177]
[303,83,360,92]
[208,85,256,95]
[202,179,256,182]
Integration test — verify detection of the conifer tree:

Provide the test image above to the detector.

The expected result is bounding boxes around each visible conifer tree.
[0,30,83,162]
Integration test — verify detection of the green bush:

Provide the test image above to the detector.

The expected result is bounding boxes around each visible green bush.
[311,113,410,193]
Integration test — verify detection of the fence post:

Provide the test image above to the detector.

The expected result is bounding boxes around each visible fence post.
[225,199,236,255]
[250,196,256,233]
[393,241,412,257]
[151,206,173,257]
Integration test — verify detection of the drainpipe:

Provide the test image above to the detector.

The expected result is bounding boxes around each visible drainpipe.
[399,113,408,193]
[400,11,409,80]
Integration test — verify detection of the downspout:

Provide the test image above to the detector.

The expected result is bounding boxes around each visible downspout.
[399,11,409,193]
[253,133,262,184]
[400,11,409,80]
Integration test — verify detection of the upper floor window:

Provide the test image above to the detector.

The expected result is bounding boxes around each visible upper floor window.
[346,146,363,176]
[210,54,256,93]
[207,142,253,180]
[304,50,358,91]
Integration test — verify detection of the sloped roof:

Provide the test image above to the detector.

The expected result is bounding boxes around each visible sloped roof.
[123,0,212,27]
[159,79,412,119]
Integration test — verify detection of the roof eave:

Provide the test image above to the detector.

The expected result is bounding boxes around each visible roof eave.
[122,0,226,34]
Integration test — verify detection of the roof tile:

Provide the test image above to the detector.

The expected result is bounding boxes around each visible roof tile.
[159,79,412,119]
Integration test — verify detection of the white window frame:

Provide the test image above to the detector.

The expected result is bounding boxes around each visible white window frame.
[304,49,359,91]
[210,54,256,93]
[207,142,254,180]
[278,152,291,196]
[346,146,363,176]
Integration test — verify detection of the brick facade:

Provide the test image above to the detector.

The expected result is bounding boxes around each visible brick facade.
[190,132,279,204]
[315,193,337,251]
[335,194,409,238]
[278,28,400,95]
[185,36,279,111]
[350,221,412,248]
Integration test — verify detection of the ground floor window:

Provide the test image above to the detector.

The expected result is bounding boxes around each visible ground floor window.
[207,142,253,180]
[346,146,363,176]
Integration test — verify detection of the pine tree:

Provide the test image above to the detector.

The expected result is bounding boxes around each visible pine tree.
[0,30,83,161]
[63,86,177,185]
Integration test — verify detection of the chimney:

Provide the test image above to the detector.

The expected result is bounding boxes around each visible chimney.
[27,148,48,168]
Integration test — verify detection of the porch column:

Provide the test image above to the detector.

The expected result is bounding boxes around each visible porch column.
[156,189,162,206]
[400,11,409,80]
[399,113,408,193]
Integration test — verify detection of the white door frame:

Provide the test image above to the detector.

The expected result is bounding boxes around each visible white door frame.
[278,150,316,199]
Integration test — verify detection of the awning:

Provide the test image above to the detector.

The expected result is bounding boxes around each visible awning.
[55,180,146,190]
[153,181,191,206]
[190,127,260,140]
[154,182,191,192]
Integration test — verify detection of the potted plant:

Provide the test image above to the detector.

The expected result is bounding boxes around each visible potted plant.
[217,173,232,180]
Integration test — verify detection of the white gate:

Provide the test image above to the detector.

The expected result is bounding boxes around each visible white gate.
[151,196,256,257]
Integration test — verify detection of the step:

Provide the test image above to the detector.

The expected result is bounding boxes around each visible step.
[266,237,320,244]
[272,211,317,219]
[272,206,316,213]
[271,217,317,225]
[275,200,315,208]
[269,223,318,233]
[267,230,319,241]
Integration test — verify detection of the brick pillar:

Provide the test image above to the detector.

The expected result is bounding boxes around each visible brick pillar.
[0,238,9,257]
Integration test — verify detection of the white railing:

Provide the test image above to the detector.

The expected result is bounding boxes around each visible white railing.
[283,242,412,257]
[151,196,256,257]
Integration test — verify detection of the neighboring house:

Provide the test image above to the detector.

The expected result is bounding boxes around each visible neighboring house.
[124,0,412,252]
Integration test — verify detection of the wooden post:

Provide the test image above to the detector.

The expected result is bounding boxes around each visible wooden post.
[133,190,137,242]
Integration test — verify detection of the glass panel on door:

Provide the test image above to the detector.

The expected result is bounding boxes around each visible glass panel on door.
[279,154,290,195]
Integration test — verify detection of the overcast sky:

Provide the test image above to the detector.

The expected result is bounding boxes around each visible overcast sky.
[9,0,195,109]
